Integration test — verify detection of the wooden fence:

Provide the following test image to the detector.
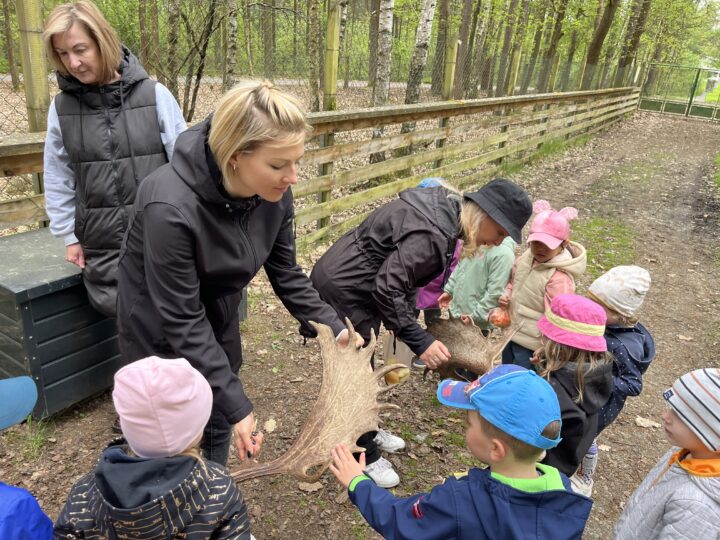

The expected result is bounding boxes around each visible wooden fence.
[0,86,639,249]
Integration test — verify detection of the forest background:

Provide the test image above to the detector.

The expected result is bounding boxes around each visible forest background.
[2,0,720,135]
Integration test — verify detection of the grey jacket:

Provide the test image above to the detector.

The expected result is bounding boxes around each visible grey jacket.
[615,448,720,539]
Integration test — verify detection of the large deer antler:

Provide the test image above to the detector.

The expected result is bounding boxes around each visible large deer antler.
[425,319,523,380]
[231,319,405,483]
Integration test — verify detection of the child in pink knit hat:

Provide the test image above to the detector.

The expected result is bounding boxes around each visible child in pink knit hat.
[499,200,587,369]
[54,357,254,539]
[531,294,613,484]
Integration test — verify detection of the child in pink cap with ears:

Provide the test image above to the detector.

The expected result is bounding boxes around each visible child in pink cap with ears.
[54,357,255,540]
[500,200,587,369]
[531,294,613,482]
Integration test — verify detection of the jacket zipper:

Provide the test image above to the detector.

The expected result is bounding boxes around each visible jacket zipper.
[239,210,258,272]
[100,87,129,231]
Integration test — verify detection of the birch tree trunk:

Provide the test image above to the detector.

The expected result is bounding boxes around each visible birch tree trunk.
[368,0,381,88]
[581,0,620,90]
[243,0,254,76]
[370,0,394,164]
[2,0,19,90]
[224,0,239,91]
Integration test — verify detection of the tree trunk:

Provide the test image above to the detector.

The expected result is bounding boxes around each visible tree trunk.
[430,0,449,95]
[370,0,394,164]
[494,0,521,98]
[536,0,569,93]
[293,0,298,72]
[519,0,546,94]
[224,0,239,91]
[167,0,180,99]
[244,0,254,76]
[460,0,483,97]
[614,0,651,87]
[2,0,19,90]
[452,0,476,99]
[150,0,163,84]
[404,0,435,107]
[138,2,149,68]
[558,28,578,91]
[468,0,492,98]
[185,0,219,122]
[262,0,275,78]
[344,0,354,88]
[368,0,381,88]
[501,0,530,96]
[580,0,619,90]
[308,0,321,110]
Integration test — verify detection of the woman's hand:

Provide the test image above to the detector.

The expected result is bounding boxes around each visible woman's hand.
[65,243,85,268]
[233,412,264,462]
[420,339,451,369]
[437,292,453,309]
[329,444,366,489]
[336,329,364,349]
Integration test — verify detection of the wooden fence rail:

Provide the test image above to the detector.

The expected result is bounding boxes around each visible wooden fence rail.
[0,87,639,249]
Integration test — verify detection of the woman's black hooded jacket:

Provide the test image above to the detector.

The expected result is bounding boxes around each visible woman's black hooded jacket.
[117,118,344,424]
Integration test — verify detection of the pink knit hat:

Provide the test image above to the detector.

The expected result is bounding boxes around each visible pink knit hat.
[527,200,578,249]
[537,294,607,352]
[113,356,213,458]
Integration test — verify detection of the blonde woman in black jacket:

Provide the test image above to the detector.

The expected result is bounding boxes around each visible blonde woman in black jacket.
[117,81,350,466]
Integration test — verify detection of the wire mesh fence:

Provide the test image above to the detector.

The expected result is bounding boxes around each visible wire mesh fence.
[639,63,720,120]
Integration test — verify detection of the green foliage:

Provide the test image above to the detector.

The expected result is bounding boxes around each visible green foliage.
[4,416,54,460]
[714,150,720,190]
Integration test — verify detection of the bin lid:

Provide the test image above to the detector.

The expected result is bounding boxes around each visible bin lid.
[0,228,82,302]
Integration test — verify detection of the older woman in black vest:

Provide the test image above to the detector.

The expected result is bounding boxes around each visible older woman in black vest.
[42,1,185,317]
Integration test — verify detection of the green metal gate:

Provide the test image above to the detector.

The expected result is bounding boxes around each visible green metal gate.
[639,63,720,120]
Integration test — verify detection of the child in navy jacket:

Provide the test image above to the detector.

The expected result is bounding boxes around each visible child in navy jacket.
[330,365,592,540]
[572,265,656,496]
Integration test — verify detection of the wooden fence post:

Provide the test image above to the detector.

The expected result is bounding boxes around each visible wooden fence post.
[434,38,459,169]
[16,0,49,197]
[317,2,341,230]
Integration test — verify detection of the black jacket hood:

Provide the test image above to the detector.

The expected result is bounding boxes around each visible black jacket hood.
[553,361,613,415]
[93,444,202,537]
[399,186,462,243]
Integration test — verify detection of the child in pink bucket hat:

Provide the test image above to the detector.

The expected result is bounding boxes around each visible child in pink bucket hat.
[499,200,587,369]
[531,294,613,486]
[54,357,254,539]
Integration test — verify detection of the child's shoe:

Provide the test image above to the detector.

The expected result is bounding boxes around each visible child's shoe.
[570,471,594,497]
[412,356,425,369]
[364,457,400,488]
[374,429,406,453]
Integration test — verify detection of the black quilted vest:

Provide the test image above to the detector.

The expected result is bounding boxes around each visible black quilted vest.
[54,47,168,316]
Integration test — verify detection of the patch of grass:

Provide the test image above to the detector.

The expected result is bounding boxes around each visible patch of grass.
[714,151,720,191]
[5,417,54,460]
[572,217,635,279]
[426,395,442,408]
[350,512,372,539]
[500,134,594,176]
[393,422,417,443]
[444,430,466,447]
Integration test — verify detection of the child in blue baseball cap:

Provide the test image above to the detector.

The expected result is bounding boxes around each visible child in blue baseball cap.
[330,365,593,539]
[0,376,52,539]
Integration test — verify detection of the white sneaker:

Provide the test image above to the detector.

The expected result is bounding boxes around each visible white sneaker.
[374,429,406,453]
[364,457,400,488]
[569,472,594,497]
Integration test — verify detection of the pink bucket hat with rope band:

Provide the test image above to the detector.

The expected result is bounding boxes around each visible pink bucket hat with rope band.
[113,356,213,459]
[527,200,578,250]
[537,293,607,352]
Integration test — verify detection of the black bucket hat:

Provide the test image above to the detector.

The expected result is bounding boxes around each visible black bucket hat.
[464,178,532,243]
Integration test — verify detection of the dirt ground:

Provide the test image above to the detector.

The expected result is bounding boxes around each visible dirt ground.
[1,111,719,539]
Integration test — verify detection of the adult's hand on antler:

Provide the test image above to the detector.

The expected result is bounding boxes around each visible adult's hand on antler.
[420,339,451,369]
[233,413,264,462]
[329,444,366,489]
[336,329,364,349]
[437,292,453,309]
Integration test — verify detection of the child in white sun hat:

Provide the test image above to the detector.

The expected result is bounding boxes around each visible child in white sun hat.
[615,368,720,539]
[572,266,656,496]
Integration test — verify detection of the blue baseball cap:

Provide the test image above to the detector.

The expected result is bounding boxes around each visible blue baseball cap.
[437,365,562,450]
[0,376,38,431]
[417,177,444,188]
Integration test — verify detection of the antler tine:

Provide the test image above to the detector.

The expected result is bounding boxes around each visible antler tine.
[489,322,524,365]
